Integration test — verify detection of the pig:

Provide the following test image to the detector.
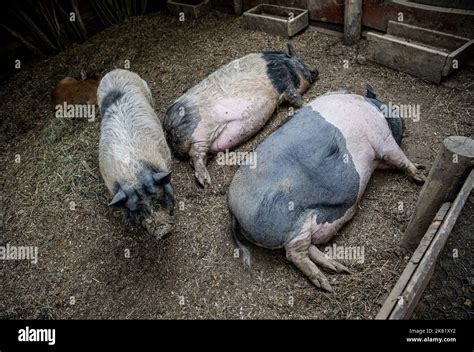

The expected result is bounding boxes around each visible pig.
[227,85,425,292]
[51,69,101,110]
[162,43,318,187]
[97,69,175,239]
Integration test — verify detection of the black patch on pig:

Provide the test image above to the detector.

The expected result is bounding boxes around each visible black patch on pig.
[100,90,124,117]
[386,115,404,146]
[162,98,201,159]
[261,51,300,94]
[365,97,404,146]
[228,106,360,249]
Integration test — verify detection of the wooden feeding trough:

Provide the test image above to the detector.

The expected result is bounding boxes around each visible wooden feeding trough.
[243,4,309,38]
[377,136,474,319]
[367,21,474,83]
[167,0,211,19]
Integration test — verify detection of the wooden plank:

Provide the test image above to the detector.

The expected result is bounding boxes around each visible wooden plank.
[386,20,469,51]
[244,4,309,38]
[367,31,448,83]
[167,0,212,19]
[390,170,473,319]
[391,0,474,15]
[312,26,343,38]
[442,39,474,77]
[385,21,474,79]
[375,203,451,320]
[361,0,474,40]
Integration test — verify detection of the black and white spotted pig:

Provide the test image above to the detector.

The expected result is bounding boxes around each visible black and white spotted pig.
[98,69,175,239]
[227,86,424,292]
[162,44,318,187]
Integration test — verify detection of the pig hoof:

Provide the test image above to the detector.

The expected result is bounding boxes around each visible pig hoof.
[286,236,337,292]
[305,267,333,292]
[316,276,334,293]
[322,282,334,293]
[195,169,212,188]
[153,224,173,240]
[309,245,352,274]
[413,163,426,170]
[410,173,425,185]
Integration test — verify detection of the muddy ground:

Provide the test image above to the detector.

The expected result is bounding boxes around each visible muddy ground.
[0,10,472,319]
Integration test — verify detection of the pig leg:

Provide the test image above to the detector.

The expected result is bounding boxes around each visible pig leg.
[377,160,425,171]
[310,206,358,245]
[189,141,212,187]
[305,211,354,274]
[285,233,334,292]
[381,140,425,184]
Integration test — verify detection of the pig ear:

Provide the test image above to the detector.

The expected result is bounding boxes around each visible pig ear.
[366,84,377,99]
[109,190,127,206]
[153,171,172,185]
[286,43,296,57]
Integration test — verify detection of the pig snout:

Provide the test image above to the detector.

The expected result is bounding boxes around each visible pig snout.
[139,172,175,239]
[310,69,319,82]
[145,182,176,240]
[143,209,175,240]
[298,63,318,85]
[111,176,175,240]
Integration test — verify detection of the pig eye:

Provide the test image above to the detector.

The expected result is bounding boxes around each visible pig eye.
[143,182,158,195]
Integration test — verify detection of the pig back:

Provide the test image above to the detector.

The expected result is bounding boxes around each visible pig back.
[182,53,278,123]
[307,93,392,164]
[98,71,171,192]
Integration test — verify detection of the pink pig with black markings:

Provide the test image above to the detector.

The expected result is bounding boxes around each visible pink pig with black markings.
[162,43,318,187]
[227,85,425,292]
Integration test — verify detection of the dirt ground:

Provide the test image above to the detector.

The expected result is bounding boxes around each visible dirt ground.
[0,10,472,319]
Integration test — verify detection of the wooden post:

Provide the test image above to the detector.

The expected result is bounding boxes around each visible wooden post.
[234,0,243,16]
[401,136,474,250]
[344,0,363,45]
